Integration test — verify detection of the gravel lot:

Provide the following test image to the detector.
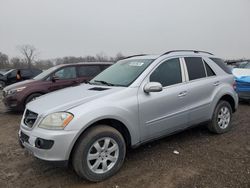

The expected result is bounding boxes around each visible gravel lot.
[0,92,249,188]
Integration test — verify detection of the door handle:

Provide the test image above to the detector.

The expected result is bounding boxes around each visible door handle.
[178,91,187,97]
[213,81,220,86]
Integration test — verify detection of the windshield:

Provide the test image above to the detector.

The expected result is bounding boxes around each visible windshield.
[33,66,59,80]
[244,62,250,69]
[3,69,13,76]
[90,59,154,87]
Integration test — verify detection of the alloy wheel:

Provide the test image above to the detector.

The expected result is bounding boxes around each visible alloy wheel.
[87,137,119,174]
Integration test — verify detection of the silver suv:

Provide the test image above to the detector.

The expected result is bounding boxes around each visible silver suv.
[19,50,238,182]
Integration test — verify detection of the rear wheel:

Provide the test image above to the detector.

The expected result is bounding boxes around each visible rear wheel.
[72,125,126,182]
[207,100,233,134]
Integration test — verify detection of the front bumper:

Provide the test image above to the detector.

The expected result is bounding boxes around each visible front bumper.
[19,124,78,161]
[2,94,24,111]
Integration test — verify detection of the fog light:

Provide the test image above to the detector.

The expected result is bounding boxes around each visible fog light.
[35,138,54,149]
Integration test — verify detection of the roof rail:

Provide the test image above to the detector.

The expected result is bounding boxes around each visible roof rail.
[160,50,214,57]
[122,54,147,60]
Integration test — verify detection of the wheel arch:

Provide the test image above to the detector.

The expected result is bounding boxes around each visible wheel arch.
[218,94,236,113]
[68,118,132,162]
[24,91,46,107]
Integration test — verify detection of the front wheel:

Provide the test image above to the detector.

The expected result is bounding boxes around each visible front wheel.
[207,100,233,134]
[25,93,42,105]
[72,125,126,182]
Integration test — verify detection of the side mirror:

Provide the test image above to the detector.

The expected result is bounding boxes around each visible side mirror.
[51,75,59,82]
[144,82,163,93]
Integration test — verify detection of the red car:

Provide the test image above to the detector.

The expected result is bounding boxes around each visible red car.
[2,62,112,111]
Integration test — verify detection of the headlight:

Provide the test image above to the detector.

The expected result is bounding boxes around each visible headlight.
[7,86,26,95]
[39,112,74,130]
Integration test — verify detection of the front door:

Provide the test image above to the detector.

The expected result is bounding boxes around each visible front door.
[138,58,189,141]
[48,66,79,92]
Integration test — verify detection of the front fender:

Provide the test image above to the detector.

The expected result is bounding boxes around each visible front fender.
[65,106,140,159]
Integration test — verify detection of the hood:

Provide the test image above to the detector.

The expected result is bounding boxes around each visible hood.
[26,84,125,115]
[0,74,6,80]
[4,79,37,90]
[235,76,250,83]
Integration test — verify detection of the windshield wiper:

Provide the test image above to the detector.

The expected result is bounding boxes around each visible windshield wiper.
[93,80,115,86]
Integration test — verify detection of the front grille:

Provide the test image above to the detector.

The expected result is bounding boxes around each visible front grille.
[24,110,38,128]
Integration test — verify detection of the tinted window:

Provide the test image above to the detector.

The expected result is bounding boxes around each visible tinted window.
[150,58,182,87]
[210,58,232,74]
[185,57,206,80]
[21,69,32,77]
[78,65,101,77]
[54,67,76,79]
[204,61,216,76]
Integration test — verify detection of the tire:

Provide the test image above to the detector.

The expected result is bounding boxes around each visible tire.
[72,125,126,182]
[0,81,5,89]
[207,100,233,134]
[25,93,42,105]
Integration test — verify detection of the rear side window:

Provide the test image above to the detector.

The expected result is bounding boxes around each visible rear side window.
[150,58,182,87]
[78,65,101,77]
[210,58,232,74]
[185,57,206,80]
[204,61,216,77]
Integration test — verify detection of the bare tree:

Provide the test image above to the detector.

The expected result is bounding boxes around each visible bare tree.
[10,57,26,68]
[18,45,37,69]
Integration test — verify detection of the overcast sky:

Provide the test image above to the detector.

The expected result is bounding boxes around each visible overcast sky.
[0,0,250,60]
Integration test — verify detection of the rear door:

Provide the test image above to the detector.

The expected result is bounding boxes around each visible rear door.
[183,57,217,125]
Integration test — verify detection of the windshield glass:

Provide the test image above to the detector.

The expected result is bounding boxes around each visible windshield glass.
[90,59,154,87]
[33,66,59,80]
[3,69,13,76]
[244,62,250,69]
[238,62,247,68]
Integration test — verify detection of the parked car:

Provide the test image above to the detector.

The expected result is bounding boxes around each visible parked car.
[19,50,238,182]
[0,68,42,89]
[3,62,112,111]
[0,69,11,76]
[237,61,250,69]
[232,66,250,100]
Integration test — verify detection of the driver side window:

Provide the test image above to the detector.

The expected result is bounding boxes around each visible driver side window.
[54,67,76,80]
[150,58,182,87]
